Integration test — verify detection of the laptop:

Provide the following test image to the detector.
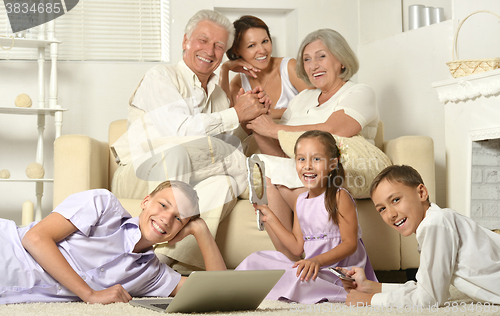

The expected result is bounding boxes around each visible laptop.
[129,269,285,313]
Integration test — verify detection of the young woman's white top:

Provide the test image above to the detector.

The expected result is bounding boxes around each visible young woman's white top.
[240,57,299,110]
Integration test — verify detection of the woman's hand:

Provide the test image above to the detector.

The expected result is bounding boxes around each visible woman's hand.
[247,114,278,138]
[250,86,272,109]
[222,59,260,78]
[293,258,321,281]
[85,284,132,304]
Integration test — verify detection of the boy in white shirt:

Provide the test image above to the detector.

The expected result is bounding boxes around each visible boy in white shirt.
[341,165,500,307]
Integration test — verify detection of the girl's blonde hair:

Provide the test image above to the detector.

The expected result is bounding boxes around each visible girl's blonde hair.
[294,130,346,225]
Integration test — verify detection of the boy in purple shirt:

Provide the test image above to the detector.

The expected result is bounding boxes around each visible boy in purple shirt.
[0,180,225,304]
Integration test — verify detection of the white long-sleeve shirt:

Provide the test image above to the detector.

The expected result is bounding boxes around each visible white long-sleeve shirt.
[113,60,239,166]
[371,203,500,307]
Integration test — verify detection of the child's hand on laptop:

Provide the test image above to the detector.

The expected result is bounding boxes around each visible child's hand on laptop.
[85,284,132,304]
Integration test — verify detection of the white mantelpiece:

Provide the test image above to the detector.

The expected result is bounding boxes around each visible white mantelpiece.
[433,69,500,222]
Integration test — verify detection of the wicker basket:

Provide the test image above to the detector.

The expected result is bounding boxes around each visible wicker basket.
[446,10,500,78]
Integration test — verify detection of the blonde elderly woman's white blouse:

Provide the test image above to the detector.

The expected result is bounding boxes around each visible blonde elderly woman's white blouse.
[280,81,379,142]
[257,81,379,189]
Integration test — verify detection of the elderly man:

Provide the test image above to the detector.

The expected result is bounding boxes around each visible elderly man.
[112,10,269,272]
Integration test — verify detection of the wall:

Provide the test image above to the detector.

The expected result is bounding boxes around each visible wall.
[357,0,500,208]
[357,21,452,207]
[0,0,358,223]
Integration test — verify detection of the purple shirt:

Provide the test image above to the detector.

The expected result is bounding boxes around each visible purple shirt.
[0,189,181,304]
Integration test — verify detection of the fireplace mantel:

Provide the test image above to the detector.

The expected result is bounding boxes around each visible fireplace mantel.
[433,69,500,104]
[433,70,500,219]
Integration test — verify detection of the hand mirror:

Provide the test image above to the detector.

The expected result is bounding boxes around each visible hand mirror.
[246,155,267,231]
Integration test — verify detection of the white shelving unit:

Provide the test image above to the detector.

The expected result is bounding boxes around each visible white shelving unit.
[0,21,67,221]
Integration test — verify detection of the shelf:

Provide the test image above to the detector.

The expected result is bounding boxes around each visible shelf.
[1,22,61,222]
[0,106,67,115]
[0,37,60,49]
[0,179,53,183]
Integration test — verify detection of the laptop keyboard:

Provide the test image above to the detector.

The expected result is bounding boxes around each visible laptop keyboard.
[152,303,170,309]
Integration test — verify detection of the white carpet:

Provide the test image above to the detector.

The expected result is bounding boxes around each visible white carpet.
[1,286,498,316]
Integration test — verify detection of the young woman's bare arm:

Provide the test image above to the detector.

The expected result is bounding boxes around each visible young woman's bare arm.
[219,60,260,107]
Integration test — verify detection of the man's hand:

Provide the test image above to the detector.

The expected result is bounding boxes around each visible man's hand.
[250,86,272,109]
[234,87,271,122]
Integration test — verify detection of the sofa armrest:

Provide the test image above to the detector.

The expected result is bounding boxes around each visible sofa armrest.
[53,135,110,208]
[384,135,436,200]
[384,135,435,269]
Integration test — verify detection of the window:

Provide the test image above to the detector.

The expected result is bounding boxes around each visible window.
[0,0,169,62]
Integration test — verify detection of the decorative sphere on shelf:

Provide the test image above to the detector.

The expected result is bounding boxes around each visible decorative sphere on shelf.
[15,93,32,108]
[0,169,11,179]
[25,162,45,179]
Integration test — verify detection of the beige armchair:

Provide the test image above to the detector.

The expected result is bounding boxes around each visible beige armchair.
[54,120,435,271]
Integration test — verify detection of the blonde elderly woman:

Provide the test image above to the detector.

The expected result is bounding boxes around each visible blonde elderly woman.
[247,29,379,261]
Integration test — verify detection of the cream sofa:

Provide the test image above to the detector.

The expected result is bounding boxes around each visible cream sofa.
[53,120,435,271]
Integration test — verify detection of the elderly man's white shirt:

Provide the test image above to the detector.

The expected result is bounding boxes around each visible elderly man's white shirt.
[113,60,240,166]
[371,203,500,307]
